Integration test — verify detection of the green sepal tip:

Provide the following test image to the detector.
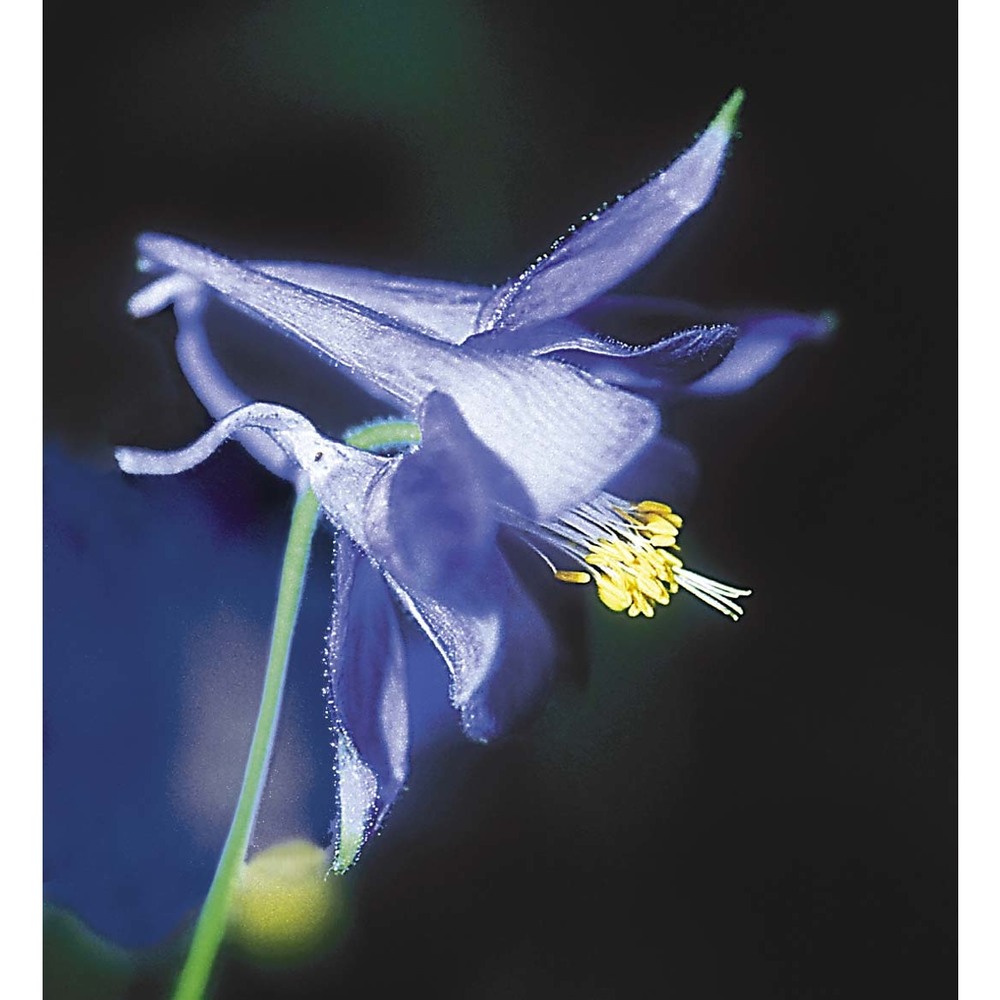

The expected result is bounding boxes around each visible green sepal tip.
[712,87,746,135]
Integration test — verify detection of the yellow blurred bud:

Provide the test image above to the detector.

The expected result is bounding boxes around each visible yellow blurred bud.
[227,839,346,964]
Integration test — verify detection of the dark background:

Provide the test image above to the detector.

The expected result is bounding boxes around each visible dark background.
[44,1,955,997]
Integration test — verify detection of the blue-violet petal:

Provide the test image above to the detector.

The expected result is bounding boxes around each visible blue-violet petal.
[474,90,743,334]
[327,535,409,872]
[390,558,556,744]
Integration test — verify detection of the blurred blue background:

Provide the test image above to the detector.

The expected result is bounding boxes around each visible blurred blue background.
[45,1,954,996]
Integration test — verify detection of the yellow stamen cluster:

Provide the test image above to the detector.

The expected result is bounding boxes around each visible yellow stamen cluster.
[541,493,750,620]
[555,500,685,618]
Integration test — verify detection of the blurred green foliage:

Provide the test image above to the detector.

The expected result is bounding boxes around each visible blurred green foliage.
[43,905,134,1000]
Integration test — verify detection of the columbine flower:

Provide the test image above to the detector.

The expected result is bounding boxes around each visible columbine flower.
[116,390,751,871]
[118,89,828,869]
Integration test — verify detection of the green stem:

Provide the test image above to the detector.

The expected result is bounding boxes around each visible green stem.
[171,488,320,1000]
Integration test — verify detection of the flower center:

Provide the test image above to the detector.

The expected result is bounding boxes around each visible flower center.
[537,495,750,620]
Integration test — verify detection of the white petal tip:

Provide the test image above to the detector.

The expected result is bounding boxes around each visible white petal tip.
[127,273,204,318]
[114,446,146,475]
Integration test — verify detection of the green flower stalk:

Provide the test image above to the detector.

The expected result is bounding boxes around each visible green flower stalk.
[171,487,319,1000]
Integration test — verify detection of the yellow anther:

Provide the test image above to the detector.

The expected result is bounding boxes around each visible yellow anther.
[591,537,633,562]
[595,574,632,613]
[554,570,591,584]
[627,588,654,618]
[584,549,621,570]
[639,520,680,542]
[634,571,670,604]
[634,500,683,527]
[633,500,672,516]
